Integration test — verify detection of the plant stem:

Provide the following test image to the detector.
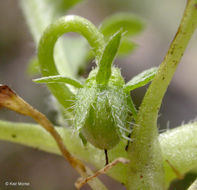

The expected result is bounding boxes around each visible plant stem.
[127,0,197,189]
[0,120,197,186]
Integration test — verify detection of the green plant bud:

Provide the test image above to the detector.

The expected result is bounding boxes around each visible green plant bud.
[74,67,131,150]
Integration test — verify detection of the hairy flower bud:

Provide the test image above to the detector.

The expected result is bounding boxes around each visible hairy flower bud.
[74,67,131,150]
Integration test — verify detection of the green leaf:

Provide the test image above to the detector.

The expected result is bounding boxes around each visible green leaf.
[96,31,122,85]
[34,75,83,88]
[99,13,144,38]
[118,39,137,56]
[124,67,158,92]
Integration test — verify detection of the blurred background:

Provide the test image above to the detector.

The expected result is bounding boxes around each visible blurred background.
[0,0,197,189]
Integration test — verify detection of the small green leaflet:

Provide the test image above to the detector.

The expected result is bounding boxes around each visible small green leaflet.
[34,75,83,88]
[124,67,158,92]
[96,31,122,85]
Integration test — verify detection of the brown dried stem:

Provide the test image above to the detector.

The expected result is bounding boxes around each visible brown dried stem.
[0,84,107,190]
[76,157,130,189]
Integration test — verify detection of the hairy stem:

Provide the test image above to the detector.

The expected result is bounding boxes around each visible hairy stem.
[127,0,197,189]
[0,121,197,186]
[38,15,105,110]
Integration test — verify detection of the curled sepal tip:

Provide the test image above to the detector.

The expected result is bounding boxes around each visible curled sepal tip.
[38,15,105,76]
[38,15,105,109]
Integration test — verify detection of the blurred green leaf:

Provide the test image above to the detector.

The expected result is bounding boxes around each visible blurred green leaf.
[99,13,144,57]
[124,67,158,92]
[118,39,137,56]
[99,13,144,38]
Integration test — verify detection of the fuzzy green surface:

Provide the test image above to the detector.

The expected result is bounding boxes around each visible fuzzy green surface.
[74,67,131,150]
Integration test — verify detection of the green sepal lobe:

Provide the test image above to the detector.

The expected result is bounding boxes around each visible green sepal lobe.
[124,67,158,92]
[96,31,122,86]
[34,75,83,88]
